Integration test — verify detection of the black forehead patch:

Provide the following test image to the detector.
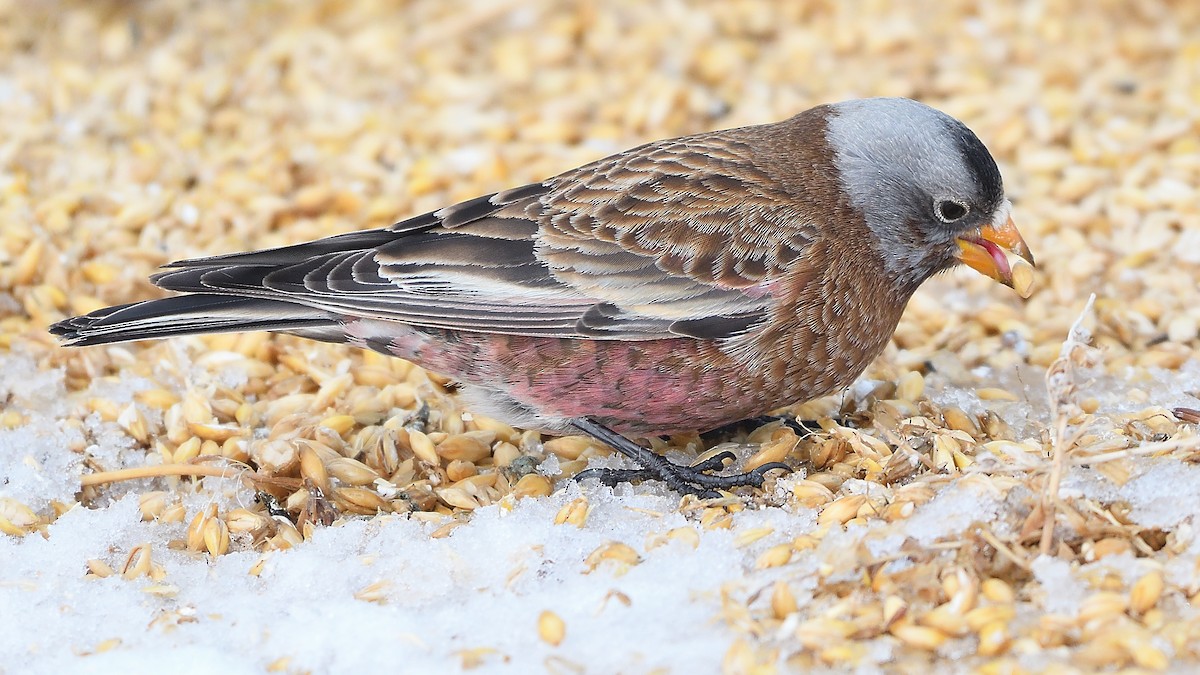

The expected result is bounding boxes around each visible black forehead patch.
[946,119,1004,209]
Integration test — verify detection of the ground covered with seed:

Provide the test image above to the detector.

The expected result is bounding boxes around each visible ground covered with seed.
[2,1,1200,672]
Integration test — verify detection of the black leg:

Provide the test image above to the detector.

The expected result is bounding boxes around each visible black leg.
[570,417,791,498]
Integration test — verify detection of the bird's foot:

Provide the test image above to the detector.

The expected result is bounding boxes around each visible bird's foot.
[570,417,791,498]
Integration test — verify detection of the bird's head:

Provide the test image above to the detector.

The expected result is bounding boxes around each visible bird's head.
[823,97,1034,295]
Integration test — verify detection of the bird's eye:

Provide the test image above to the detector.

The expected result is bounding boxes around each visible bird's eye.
[935,200,969,223]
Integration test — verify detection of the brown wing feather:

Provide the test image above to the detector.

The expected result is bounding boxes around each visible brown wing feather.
[153,124,822,341]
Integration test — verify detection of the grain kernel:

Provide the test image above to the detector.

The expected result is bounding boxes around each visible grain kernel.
[1011,259,1035,298]
[771,581,798,619]
[981,578,1015,604]
[896,370,925,401]
[553,497,590,528]
[890,623,947,651]
[818,494,868,526]
[544,435,595,460]
[325,457,379,486]
[408,429,439,465]
[538,610,566,646]
[503,472,548,497]
[755,544,793,569]
[976,388,1019,401]
[1130,571,1164,614]
[977,620,1011,656]
[585,542,641,573]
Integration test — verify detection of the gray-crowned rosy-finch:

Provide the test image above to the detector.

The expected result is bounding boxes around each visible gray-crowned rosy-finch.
[53,97,1034,496]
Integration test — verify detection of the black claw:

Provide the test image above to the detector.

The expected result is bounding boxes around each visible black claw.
[691,450,736,472]
[569,417,794,496]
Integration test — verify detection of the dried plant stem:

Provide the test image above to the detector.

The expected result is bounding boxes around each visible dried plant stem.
[81,463,245,487]
[1071,434,1200,465]
[978,526,1032,571]
[1039,294,1097,556]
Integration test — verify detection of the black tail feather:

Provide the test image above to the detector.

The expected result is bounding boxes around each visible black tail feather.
[50,294,339,347]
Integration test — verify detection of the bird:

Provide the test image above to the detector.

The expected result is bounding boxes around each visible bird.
[51,97,1034,496]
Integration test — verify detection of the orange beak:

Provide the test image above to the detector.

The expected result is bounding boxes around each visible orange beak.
[955,215,1035,291]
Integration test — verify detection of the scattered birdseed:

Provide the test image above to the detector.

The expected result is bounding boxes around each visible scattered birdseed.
[4,0,1200,671]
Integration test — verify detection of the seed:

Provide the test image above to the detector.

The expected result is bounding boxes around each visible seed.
[817,494,867,526]
[1130,571,1165,615]
[492,441,522,468]
[335,487,392,514]
[429,521,464,539]
[436,431,494,463]
[225,508,270,534]
[469,415,518,442]
[188,421,244,442]
[142,584,180,597]
[122,544,152,580]
[1090,537,1131,560]
[86,397,121,422]
[319,414,356,436]
[436,487,481,510]
[0,498,38,537]
[172,437,202,463]
[513,474,552,498]
[919,604,969,637]
[976,388,1019,402]
[86,558,116,579]
[890,623,948,651]
[538,610,566,646]
[771,581,798,619]
[883,596,908,628]
[248,555,270,577]
[325,457,380,486]
[445,459,477,482]
[896,370,925,401]
[138,492,168,521]
[942,407,979,435]
[661,527,699,550]
[408,429,440,465]
[543,435,595,460]
[699,507,733,530]
[734,526,775,548]
[186,505,216,552]
[755,544,793,569]
[981,578,1016,604]
[1011,259,1035,298]
[354,580,392,604]
[203,516,230,556]
[159,502,186,524]
[882,501,915,521]
[117,404,151,443]
[584,542,641,573]
[791,480,835,508]
[251,439,297,473]
[964,600,1012,634]
[298,444,330,491]
[553,497,590,528]
[1078,591,1128,625]
[181,391,214,425]
[977,620,1011,657]
[12,238,44,285]
[744,437,794,471]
